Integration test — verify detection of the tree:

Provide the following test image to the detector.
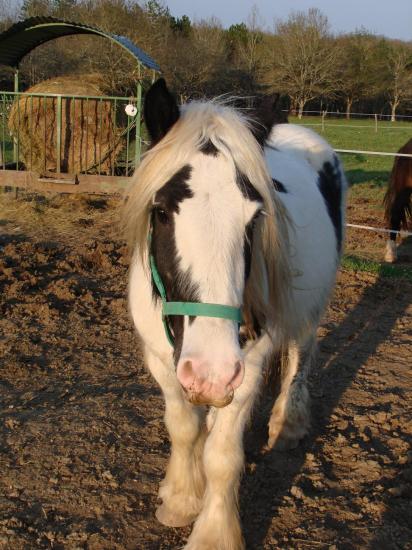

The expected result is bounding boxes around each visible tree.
[163,17,225,101]
[225,6,266,92]
[271,8,338,118]
[379,40,412,121]
[21,0,52,17]
[226,23,249,64]
[335,31,381,118]
[170,15,191,37]
[145,0,169,20]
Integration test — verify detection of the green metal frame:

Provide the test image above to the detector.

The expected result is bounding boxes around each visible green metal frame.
[1,90,144,175]
[0,17,160,71]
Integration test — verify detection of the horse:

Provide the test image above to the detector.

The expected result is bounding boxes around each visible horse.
[125,78,347,550]
[384,138,412,262]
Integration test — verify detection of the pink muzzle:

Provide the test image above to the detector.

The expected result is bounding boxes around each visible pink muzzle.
[176,356,245,407]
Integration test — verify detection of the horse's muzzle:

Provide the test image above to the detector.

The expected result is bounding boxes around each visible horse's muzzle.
[176,358,244,408]
[183,385,234,408]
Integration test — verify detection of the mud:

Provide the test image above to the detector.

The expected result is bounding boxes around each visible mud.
[0,196,411,550]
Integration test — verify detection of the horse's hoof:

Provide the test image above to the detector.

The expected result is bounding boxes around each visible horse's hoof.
[266,434,300,452]
[384,241,397,263]
[155,503,196,527]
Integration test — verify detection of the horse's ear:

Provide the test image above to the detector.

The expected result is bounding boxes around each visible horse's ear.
[144,78,180,144]
[250,93,287,145]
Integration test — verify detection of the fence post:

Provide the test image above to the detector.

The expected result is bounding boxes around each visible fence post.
[56,95,62,173]
[1,93,5,170]
[13,70,19,166]
[375,113,378,133]
[321,110,326,132]
[134,77,142,169]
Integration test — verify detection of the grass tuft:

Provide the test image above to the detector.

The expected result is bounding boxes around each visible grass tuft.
[342,255,412,280]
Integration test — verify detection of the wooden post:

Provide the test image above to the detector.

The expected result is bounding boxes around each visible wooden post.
[321,110,326,132]
[1,92,5,170]
[375,113,378,133]
[134,83,142,168]
[13,70,19,166]
[14,69,19,92]
[134,65,142,169]
[56,95,62,172]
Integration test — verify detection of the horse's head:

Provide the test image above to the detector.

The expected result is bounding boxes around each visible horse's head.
[129,79,288,408]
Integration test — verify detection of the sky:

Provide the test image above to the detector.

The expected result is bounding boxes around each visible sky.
[165,0,412,41]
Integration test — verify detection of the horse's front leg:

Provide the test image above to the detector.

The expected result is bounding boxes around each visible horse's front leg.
[267,335,316,451]
[184,335,270,550]
[146,350,207,527]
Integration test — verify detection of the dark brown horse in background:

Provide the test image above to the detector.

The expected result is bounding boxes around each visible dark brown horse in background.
[384,138,412,262]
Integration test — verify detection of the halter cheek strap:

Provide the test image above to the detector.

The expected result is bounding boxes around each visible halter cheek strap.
[148,226,243,347]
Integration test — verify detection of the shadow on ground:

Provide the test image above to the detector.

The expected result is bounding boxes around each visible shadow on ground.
[346,169,389,187]
[241,271,411,549]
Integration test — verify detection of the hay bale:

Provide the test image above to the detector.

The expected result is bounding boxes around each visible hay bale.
[8,75,124,175]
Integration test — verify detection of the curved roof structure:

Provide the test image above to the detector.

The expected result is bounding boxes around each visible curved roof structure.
[0,16,160,71]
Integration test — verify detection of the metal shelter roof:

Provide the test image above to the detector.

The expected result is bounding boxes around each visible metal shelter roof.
[0,16,160,71]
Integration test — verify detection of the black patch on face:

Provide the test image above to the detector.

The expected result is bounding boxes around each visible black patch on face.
[154,165,194,213]
[243,226,253,284]
[317,156,343,251]
[241,210,262,349]
[272,178,287,193]
[243,211,261,281]
[150,165,200,362]
[199,140,219,157]
[236,168,262,203]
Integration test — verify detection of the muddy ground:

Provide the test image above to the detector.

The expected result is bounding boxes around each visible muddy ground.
[0,194,411,550]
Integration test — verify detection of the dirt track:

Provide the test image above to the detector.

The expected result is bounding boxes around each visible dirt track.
[0,196,411,549]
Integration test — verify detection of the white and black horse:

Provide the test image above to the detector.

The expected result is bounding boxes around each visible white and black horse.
[126,79,347,550]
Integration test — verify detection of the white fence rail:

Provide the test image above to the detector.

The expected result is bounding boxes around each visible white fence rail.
[336,148,412,238]
[336,149,412,158]
[289,109,412,120]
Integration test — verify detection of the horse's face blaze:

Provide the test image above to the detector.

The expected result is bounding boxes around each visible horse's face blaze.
[150,152,263,406]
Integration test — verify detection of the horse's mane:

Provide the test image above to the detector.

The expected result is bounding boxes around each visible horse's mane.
[124,99,293,338]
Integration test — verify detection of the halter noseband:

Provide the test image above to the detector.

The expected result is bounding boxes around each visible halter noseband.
[148,226,243,347]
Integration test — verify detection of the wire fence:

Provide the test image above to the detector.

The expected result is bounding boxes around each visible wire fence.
[299,123,412,132]
[336,149,412,158]
[290,109,412,120]
[346,223,412,238]
[336,147,412,266]
[288,109,412,133]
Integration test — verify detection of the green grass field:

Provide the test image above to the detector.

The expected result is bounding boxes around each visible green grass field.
[290,115,412,189]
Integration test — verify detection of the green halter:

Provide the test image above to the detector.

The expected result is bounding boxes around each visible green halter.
[148,227,243,347]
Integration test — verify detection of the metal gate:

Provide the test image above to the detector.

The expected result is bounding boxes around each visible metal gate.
[1,90,143,173]
[0,90,143,194]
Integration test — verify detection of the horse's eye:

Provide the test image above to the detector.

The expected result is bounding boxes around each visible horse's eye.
[154,207,169,225]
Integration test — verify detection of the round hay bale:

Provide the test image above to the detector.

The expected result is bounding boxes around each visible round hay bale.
[8,75,124,175]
